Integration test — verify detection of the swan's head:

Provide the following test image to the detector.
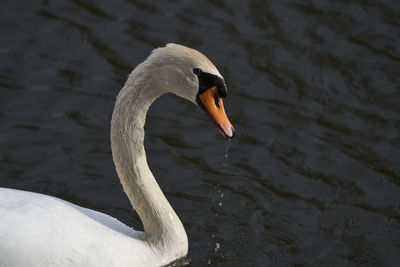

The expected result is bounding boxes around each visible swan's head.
[148,43,235,138]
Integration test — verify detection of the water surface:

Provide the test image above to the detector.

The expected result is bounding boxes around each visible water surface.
[1,0,400,266]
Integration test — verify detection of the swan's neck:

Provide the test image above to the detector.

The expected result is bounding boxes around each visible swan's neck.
[110,71,188,259]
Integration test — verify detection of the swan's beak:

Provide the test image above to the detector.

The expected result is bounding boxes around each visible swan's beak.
[198,86,235,139]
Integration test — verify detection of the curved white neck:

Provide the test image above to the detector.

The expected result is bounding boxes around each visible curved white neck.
[110,69,188,259]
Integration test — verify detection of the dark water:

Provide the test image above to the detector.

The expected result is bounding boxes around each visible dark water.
[1,0,400,266]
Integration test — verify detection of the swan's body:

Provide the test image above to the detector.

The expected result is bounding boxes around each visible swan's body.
[0,44,234,266]
[0,188,152,266]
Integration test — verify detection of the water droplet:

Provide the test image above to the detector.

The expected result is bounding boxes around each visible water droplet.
[215,242,220,252]
[218,201,222,206]
[222,139,231,167]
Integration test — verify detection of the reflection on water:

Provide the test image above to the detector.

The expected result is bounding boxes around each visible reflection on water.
[1,0,400,265]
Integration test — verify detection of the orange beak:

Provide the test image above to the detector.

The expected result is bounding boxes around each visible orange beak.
[198,86,235,139]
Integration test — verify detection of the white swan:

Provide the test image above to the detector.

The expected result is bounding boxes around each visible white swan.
[0,44,234,267]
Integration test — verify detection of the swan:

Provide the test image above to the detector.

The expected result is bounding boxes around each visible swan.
[0,43,234,266]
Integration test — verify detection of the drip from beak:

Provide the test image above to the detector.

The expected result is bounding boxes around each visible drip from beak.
[197,86,235,139]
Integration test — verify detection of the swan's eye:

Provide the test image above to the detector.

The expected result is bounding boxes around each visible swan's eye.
[214,93,220,108]
[192,68,202,76]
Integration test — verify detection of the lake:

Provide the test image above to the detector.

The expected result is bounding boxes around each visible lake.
[1,0,400,266]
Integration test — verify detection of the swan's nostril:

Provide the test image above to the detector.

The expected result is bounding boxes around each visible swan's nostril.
[213,93,220,108]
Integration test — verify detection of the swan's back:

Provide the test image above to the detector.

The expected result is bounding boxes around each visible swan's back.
[0,188,156,266]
